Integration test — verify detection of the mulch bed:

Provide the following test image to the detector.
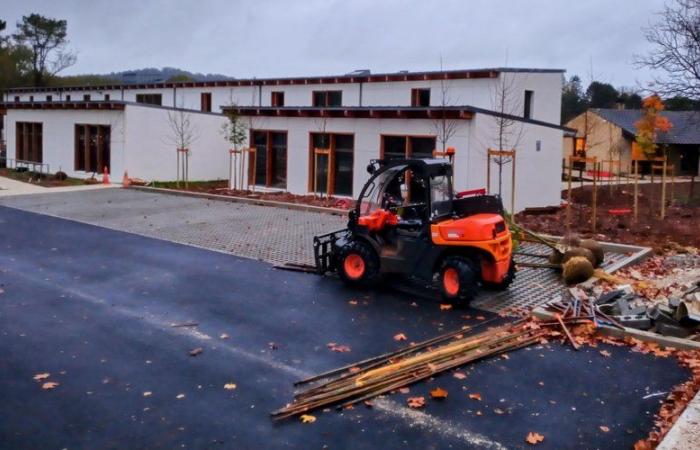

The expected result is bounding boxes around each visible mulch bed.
[0,168,86,188]
[516,182,700,250]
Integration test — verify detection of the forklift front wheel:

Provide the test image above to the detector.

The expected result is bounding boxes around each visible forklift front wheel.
[439,257,480,305]
[337,241,380,287]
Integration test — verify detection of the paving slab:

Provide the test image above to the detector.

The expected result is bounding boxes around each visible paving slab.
[0,205,691,449]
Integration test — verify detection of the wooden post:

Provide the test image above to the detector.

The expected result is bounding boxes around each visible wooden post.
[486,152,491,195]
[592,162,598,233]
[633,160,639,221]
[486,149,516,215]
[511,150,516,217]
[661,157,667,219]
[566,159,572,235]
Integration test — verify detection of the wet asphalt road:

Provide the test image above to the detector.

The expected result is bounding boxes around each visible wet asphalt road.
[0,205,689,450]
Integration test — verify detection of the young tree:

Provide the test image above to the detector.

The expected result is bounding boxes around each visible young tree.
[166,108,199,187]
[432,58,460,152]
[221,105,249,190]
[490,71,524,197]
[636,0,700,99]
[635,94,673,160]
[13,14,76,86]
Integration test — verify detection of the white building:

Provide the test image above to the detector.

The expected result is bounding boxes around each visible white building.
[0,68,568,211]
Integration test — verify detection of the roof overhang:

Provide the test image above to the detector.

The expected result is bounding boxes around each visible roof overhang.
[0,101,126,111]
[222,106,476,120]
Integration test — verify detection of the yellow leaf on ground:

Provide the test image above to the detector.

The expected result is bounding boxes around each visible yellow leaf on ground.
[300,414,316,423]
[33,373,50,381]
[224,383,237,390]
[393,333,407,342]
[407,397,425,408]
[42,381,59,390]
[439,304,453,311]
[525,432,545,445]
[430,387,448,399]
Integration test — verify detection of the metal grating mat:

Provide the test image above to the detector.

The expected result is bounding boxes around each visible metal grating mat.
[472,242,636,313]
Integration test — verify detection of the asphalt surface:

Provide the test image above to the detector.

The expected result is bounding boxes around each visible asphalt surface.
[0,205,690,450]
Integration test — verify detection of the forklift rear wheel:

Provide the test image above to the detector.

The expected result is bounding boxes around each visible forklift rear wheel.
[439,257,480,305]
[337,241,380,287]
[483,257,516,291]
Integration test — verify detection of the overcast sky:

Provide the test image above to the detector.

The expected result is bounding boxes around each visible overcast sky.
[3,0,666,88]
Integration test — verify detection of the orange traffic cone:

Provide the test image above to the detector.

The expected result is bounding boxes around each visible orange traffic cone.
[102,166,110,184]
[122,170,130,188]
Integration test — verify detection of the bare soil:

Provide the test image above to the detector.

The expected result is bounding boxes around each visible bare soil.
[0,168,86,187]
[151,180,356,209]
[515,181,700,250]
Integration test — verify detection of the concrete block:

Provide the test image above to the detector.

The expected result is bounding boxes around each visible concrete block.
[656,322,693,338]
[617,314,652,330]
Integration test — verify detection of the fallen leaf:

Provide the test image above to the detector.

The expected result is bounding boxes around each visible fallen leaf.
[430,387,448,399]
[525,432,545,445]
[600,350,612,358]
[42,381,59,390]
[224,383,237,390]
[143,391,152,397]
[363,400,373,407]
[268,342,278,350]
[599,426,610,433]
[33,373,50,381]
[501,354,510,360]
[348,367,361,373]
[469,393,482,401]
[176,393,185,399]
[219,333,229,340]
[189,347,203,357]
[453,372,467,380]
[407,397,425,408]
[327,343,351,353]
[494,408,505,415]
[300,414,316,423]
[399,387,410,394]
[439,304,453,311]
[348,300,358,306]
[476,315,486,320]
[393,333,407,342]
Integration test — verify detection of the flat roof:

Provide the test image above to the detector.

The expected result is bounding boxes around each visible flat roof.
[3,67,565,94]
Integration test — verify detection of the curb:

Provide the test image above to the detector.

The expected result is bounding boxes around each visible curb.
[128,186,350,216]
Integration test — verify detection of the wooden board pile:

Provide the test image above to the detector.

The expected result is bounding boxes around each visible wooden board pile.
[271,319,546,420]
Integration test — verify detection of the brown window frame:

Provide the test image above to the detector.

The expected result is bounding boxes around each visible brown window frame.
[307,132,355,196]
[201,92,212,112]
[14,96,19,103]
[312,90,342,107]
[29,95,34,102]
[15,122,43,163]
[74,124,111,173]
[379,134,437,160]
[46,95,53,102]
[104,94,110,101]
[411,88,430,107]
[271,91,285,107]
[248,129,288,188]
[83,94,91,101]
[65,95,71,101]
[135,93,163,106]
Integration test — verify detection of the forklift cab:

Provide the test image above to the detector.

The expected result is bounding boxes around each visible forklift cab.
[355,159,453,231]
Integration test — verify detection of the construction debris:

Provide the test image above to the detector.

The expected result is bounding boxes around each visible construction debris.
[272,319,547,420]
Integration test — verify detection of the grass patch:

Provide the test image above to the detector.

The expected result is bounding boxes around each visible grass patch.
[150,180,228,191]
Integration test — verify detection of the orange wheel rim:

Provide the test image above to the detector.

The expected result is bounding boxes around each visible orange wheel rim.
[443,267,459,296]
[344,254,365,280]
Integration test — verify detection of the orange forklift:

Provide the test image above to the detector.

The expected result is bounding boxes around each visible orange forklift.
[314,158,515,305]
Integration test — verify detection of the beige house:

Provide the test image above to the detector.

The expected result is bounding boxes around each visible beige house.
[564,109,700,176]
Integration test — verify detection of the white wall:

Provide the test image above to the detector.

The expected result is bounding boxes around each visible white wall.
[6,71,563,124]
[123,106,230,181]
[5,108,126,178]
[242,113,563,210]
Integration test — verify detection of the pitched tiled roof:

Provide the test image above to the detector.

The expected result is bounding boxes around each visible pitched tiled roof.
[593,108,700,145]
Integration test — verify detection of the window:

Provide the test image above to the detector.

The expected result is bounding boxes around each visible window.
[309,133,354,196]
[29,96,34,102]
[46,95,53,102]
[135,93,162,106]
[250,130,287,188]
[104,94,110,101]
[271,91,284,107]
[66,95,71,101]
[83,94,91,101]
[381,135,436,160]
[201,92,212,112]
[15,122,42,162]
[411,88,430,107]
[312,90,342,107]
[524,90,534,119]
[75,124,111,173]
[14,96,19,103]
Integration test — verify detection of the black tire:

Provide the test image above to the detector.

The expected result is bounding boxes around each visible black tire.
[438,256,480,305]
[336,240,381,287]
[483,257,516,291]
